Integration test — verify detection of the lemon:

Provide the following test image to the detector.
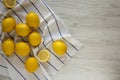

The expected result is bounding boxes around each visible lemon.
[26,12,40,28]
[15,42,30,56]
[2,39,14,56]
[25,57,39,73]
[15,23,31,36]
[3,0,16,8]
[38,50,50,62]
[2,17,16,32]
[29,31,42,46]
[52,40,67,56]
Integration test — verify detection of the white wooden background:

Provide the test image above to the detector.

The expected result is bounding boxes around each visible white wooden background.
[1,0,120,80]
[44,0,120,80]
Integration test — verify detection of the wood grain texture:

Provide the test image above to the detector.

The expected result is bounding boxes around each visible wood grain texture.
[44,0,120,80]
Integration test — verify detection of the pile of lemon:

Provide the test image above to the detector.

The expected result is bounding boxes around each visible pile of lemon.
[2,12,41,55]
[2,12,43,72]
[2,0,68,73]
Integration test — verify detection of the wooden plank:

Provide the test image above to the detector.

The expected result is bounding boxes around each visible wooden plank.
[45,0,120,80]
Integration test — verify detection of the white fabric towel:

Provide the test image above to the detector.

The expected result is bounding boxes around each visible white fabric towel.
[0,0,82,80]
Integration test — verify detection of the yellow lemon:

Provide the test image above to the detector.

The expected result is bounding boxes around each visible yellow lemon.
[52,40,67,56]
[15,42,30,56]
[26,12,40,28]
[15,23,31,36]
[2,17,16,32]
[38,50,50,62]
[3,0,16,8]
[2,39,14,56]
[25,57,39,73]
[29,31,42,46]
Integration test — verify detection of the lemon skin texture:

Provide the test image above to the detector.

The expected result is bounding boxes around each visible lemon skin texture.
[52,40,67,56]
[25,57,39,73]
[2,39,15,56]
[15,23,31,36]
[2,17,16,32]
[26,12,40,28]
[15,42,30,56]
[29,31,42,46]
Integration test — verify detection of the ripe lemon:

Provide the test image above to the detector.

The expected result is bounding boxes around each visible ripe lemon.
[52,40,67,56]
[15,42,30,56]
[38,50,50,62]
[25,57,39,73]
[2,17,16,32]
[26,12,40,28]
[2,39,14,56]
[3,0,16,8]
[28,31,42,46]
[15,23,31,36]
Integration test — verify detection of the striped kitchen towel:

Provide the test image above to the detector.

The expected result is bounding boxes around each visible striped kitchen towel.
[0,0,82,80]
